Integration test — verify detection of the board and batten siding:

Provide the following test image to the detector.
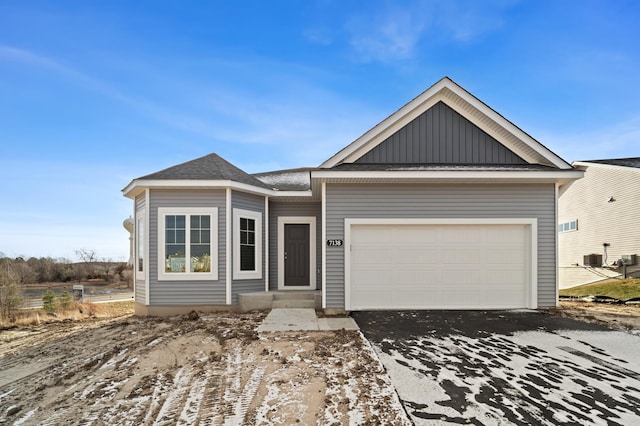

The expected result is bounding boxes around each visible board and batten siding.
[325,183,557,309]
[148,189,226,306]
[558,164,640,288]
[356,101,527,165]
[230,191,267,304]
[268,201,322,291]
[134,193,146,303]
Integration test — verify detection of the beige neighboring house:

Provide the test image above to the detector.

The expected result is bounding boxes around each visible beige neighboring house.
[558,157,640,289]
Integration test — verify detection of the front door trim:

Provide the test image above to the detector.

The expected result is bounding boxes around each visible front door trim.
[278,216,316,290]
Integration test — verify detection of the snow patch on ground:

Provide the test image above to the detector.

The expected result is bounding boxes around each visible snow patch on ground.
[374,330,640,425]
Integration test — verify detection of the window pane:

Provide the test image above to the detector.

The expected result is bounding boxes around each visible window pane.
[191,229,200,244]
[240,231,248,244]
[558,224,563,232]
[191,245,211,272]
[165,244,185,272]
[167,215,175,228]
[240,218,248,230]
[191,215,200,228]
[247,232,255,245]
[201,215,210,228]
[137,219,144,273]
[175,215,185,228]
[201,230,210,244]
[240,245,255,271]
[176,229,185,244]
[247,219,255,231]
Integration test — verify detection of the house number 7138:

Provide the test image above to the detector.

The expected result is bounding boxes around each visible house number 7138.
[327,239,343,247]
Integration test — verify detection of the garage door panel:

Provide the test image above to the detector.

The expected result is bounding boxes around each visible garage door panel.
[352,227,392,244]
[441,227,484,243]
[441,249,482,264]
[394,227,438,243]
[486,249,525,264]
[487,226,526,242]
[395,248,438,264]
[349,223,531,310]
[352,270,393,285]
[351,248,393,265]
[352,291,393,308]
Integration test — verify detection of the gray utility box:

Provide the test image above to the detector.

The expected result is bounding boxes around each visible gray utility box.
[583,254,603,267]
[621,254,637,266]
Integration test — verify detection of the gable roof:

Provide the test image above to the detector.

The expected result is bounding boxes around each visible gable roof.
[138,153,271,189]
[575,157,640,169]
[320,77,572,170]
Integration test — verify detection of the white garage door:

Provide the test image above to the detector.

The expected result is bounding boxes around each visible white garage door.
[348,223,532,310]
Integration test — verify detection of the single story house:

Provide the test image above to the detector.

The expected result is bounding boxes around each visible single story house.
[558,158,640,288]
[123,77,583,315]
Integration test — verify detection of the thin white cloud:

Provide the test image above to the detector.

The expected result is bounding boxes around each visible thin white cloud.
[344,0,515,63]
[347,6,428,62]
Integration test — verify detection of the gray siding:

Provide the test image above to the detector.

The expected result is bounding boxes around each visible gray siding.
[135,194,145,211]
[268,202,322,291]
[149,189,226,306]
[134,193,146,304]
[356,102,526,165]
[231,191,267,304]
[325,184,556,308]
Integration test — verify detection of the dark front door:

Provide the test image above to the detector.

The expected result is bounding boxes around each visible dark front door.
[284,224,310,286]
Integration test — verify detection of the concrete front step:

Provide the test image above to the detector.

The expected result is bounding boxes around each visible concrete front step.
[272,300,317,309]
[273,291,316,301]
[238,291,321,311]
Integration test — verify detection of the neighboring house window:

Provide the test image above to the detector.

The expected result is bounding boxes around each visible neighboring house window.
[135,210,145,280]
[233,209,262,279]
[158,207,218,281]
[558,220,578,233]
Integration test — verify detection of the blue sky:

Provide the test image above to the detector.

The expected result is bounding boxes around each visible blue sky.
[1,0,639,261]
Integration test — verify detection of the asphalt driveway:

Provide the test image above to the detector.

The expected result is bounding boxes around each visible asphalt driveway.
[353,310,640,425]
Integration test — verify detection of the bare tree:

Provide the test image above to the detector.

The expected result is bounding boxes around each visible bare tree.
[75,248,98,280]
[0,264,23,323]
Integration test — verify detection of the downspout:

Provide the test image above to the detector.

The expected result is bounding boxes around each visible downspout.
[555,182,559,307]
[264,196,269,292]
[226,188,232,305]
[321,181,327,309]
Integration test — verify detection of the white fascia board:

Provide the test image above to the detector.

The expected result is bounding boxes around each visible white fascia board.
[572,161,640,172]
[311,169,584,182]
[447,85,572,170]
[320,79,450,168]
[122,179,313,199]
[319,77,571,170]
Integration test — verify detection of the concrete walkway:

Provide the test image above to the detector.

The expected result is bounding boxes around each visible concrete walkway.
[257,308,359,332]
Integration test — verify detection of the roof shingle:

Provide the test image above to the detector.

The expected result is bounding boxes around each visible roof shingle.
[580,157,640,169]
[138,153,272,189]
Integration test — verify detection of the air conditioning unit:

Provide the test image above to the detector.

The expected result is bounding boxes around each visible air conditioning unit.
[621,254,637,266]
[583,254,603,267]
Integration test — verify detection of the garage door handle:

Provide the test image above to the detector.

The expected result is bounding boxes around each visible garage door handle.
[284,251,288,261]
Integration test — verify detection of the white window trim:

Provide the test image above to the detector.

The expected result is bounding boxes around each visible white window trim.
[135,208,146,281]
[558,219,578,233]
[344,218,538,310]
[157,207,218,281]
[233,208,263,280]
[278,216,316,290]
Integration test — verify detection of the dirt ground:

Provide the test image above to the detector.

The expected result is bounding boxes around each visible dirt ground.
[551,300,640,333]
[0,311,409,425]
[1,301,638,425]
